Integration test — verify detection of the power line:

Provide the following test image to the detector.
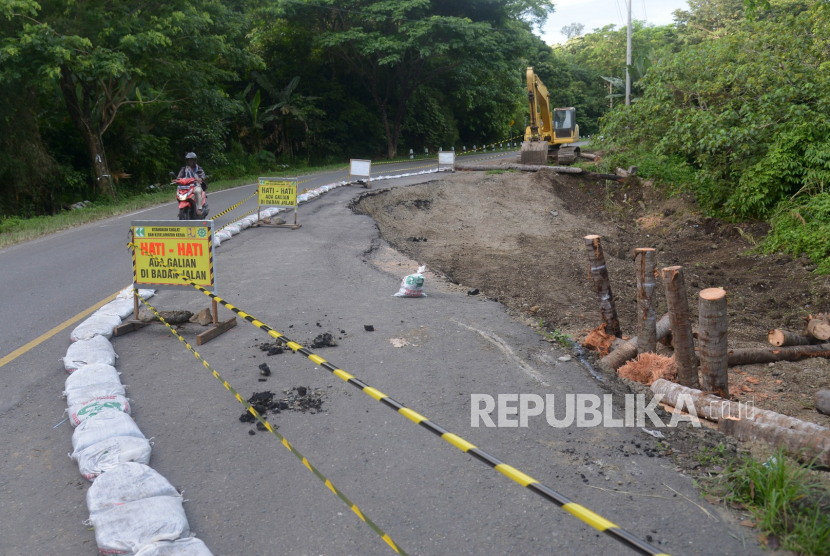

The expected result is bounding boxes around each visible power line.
[641,0,648,22]
[613,0,625,26]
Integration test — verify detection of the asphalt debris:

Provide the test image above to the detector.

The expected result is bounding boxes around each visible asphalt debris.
[308,332,338,348]
[239,387,325,431]
[259,363,271,376]
[258,342,285,356]
[364,324,375,332]
[467,288,480,296]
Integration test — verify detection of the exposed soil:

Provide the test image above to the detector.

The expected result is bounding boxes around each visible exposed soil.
[355,169,830,429]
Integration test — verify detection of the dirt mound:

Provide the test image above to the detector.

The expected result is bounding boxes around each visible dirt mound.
[356,170,830,427]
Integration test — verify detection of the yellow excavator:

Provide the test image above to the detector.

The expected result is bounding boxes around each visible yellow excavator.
[521,67,580,165]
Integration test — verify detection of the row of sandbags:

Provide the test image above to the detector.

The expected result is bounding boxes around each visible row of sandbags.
[62,287,213,555]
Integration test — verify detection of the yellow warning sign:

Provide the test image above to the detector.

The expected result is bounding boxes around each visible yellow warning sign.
[258,179,297,207]
[132,221,215,290]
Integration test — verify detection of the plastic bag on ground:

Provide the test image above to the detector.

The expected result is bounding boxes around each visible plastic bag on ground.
[64,363,124,405]
[68,395,130,427]
[394,265,427,298]
[89,495,190,555]
[72,411,144,455]
[135,538,213,556]
[70,313,122,342]
[63,336,117,373]
[87,463,179,514]
[73,436,152,481]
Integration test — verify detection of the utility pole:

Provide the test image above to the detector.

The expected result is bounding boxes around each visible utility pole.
[625,0,632,106]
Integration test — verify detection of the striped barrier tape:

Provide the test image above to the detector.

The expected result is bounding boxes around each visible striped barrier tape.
[211,193,256,221]
[126,243,669,556]
[134,291,407,555]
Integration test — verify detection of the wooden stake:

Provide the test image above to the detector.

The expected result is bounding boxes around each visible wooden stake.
[767,329,815,347]
[634,248,657,354]
[212,298,219,325]
[699,288,729,398]
[584,235,621,337]
[662,266,699,388]
[133,289,139,321]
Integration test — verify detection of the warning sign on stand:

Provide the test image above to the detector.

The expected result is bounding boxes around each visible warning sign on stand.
[258,179,297,207]
[132,220,215,291]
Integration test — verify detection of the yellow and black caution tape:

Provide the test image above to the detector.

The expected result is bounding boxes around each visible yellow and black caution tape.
[218,208,258,231]
[127,244,668,556]
[211,193,256,221]
[134,291,407,556]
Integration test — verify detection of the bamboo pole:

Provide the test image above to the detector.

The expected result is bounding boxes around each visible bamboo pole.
[634,248,657,354]
[699,288,729,398]
[662,266,699,388]
[584,235,621,338]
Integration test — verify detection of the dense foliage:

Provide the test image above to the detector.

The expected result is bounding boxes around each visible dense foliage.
[0,0,555,215]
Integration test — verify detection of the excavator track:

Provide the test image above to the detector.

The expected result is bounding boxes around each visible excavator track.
[554,146,579,165]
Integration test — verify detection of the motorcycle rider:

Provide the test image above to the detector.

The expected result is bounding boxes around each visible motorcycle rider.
[177,152,206,216]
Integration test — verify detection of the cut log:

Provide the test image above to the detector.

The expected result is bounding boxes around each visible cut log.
[767,329,815,347]
[635,248,657,354]
[807,314,830,341]
[584,172,625,181]
[718,417,830,467]
[584,235,621,338]
[726,343,830,366]
[817,390,830,416]
[600,313,671,371]
[662,266,699,388]
[651,379,829,435]
[580,152,600,161]
[699,288,729,398]
[615,167,629,178]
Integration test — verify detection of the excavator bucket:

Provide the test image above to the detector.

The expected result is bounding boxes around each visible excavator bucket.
[520,141,547,165]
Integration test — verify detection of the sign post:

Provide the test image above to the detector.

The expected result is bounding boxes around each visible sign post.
[256,177,301,229]
[118,220,237,344]
[349,159,372,188]
[438,151,455,172]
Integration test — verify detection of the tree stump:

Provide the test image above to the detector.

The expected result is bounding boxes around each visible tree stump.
[635,248,657,354]
[699,288,728,398]
[662,266,699,388]
[584,235,621,337]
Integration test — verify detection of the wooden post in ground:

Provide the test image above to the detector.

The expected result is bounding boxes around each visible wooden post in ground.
[662,266,699,388]
[699,288,728,397]
[584,235,621,337]
[634,248,657,353]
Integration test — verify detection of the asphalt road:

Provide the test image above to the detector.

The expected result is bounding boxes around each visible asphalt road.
[0,147,762,555]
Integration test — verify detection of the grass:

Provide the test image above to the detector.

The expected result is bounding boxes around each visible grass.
[536,319,572,347]
[703,448,830,555]
[0,163,348,249]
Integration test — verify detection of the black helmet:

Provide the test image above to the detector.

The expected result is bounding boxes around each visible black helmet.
[185,152,197,159]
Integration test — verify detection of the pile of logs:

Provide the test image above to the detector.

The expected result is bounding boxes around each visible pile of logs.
[581,234,830,462]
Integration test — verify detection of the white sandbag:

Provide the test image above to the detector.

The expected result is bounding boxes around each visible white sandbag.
[96,299,136,320]
[215,230,232,242]
[118,287,155,300]
[242,215,259,226]
[71,313,122,342]
[297,194,309,203]
[63,336,117,373]
[89,496,190,555]
[135,538,213,556]
[224,224,241,236]
[64,363,124,406]
[394,265,427,298]
[234,219,251,229]
[68,395,130,427]
[87,463,179,514]
[213,235,221,247]
[72,412,144,455]
[73,436,152,481]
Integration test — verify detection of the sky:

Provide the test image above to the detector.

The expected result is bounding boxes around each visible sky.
[540,0,690,44]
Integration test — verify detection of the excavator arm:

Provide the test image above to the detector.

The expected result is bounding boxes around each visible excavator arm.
[526,67,553,142]
[521,67,580,165]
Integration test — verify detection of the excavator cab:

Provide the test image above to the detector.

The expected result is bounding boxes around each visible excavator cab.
[553,108,576,139]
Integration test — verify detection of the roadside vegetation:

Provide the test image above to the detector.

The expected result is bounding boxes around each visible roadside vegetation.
[700,447,830,555]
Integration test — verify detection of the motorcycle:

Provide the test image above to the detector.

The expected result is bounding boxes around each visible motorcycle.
[169,173,209,220]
